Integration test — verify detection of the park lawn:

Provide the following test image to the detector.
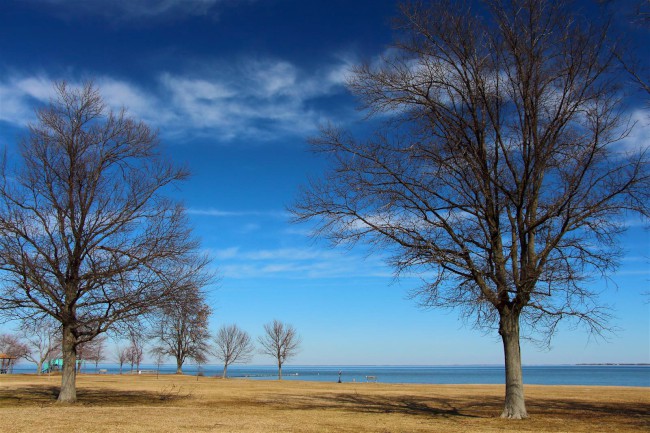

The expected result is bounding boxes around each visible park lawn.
[0,374,648,432]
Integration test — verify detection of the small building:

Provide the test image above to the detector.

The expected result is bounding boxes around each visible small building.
[0,353,17,374]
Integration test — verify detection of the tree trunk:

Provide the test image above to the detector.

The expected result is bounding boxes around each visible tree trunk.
[37,361,43,375]
[58,325,77,403]
[176,357,183,374]
[222,364,228,379]
[498,309,528,419]
[278,362,282,380]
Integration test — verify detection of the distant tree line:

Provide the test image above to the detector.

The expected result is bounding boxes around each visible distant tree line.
[1,317,301,380]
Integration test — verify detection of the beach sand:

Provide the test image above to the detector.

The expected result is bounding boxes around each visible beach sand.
[0,373,647,432]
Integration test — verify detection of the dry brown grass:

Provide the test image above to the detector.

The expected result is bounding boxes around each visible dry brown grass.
[0,373,648,432]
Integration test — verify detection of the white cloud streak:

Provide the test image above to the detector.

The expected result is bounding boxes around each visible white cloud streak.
[0,56,352,143]
[186,208,290,218]
[20,0,255,21]
[210,246,394,280]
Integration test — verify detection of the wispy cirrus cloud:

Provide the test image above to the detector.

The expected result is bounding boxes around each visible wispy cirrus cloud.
[0,56,353,143]
[157,57,351,140]
[210,246,394,280]
[618,108,650,154]
[18,0,255,21]
[186,208,290,218]
[0,74,164,126]
[0,75,55,125]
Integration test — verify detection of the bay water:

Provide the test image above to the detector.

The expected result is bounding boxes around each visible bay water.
[12,364,648,387]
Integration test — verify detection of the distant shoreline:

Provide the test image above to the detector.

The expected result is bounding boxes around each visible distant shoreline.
[8,364,648,387]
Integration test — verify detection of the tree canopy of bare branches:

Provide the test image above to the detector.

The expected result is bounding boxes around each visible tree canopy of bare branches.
[258,320,301,380]
[150,280,213,374]
[213,324,254,378]
[0,81,201,403]
[292,0,649,419]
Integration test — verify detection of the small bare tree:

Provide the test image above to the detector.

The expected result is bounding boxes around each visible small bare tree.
[213,324,254,378]
[114,345,129,375]
[0,333,30,359]
[78,335,107,372]
[258,320,301,380]
[150,346,167,378]
[18,318,60,375]
[150,280,212,374]
[127,343,144,373]
[126,329,146,373]
[292,0,649,419]
[0,81,200,402]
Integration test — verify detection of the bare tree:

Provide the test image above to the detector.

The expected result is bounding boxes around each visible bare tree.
[114,345,129,375]
[292,0,649,419]
[213,324,254,378]
[0,81,199,402]
[127,343,144,373]
[150,281,212,374]
[18,317,60,375]
[258,320,301,380]
[126,328,146,373]
[149,346,167,378]
[0,333,30,359]
[0,333,29,374]
[78,335,107,372]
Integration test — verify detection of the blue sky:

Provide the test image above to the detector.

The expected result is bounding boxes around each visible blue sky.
[0,0,648,367]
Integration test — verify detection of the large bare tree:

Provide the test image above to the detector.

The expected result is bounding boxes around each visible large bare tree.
[0,82,201,402]
[292,0,649,419]
[213,323,254,378]
[258,320,301,380]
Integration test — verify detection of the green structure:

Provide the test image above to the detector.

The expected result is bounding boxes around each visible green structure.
[43,358,82,373]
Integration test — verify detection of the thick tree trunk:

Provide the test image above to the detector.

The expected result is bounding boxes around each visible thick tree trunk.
[176,357,183,374]
[278,362,282,380]
[58,325,77,403]
[498,310,527,419]
[222,364,228,379]
[37,361,43,375]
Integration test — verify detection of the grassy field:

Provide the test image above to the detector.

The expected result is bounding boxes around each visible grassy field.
[0,374,648,432]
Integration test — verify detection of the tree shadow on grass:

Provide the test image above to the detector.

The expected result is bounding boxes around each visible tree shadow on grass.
[526,398,650,422]
[0,384,192,407]
[327,393,482,418]
[267,393,486,419]
[266,391,650,428]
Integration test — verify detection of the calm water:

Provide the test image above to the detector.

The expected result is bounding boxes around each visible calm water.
[12,364,649,387]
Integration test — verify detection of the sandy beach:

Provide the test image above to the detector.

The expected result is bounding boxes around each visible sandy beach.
[0,374,648,432]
